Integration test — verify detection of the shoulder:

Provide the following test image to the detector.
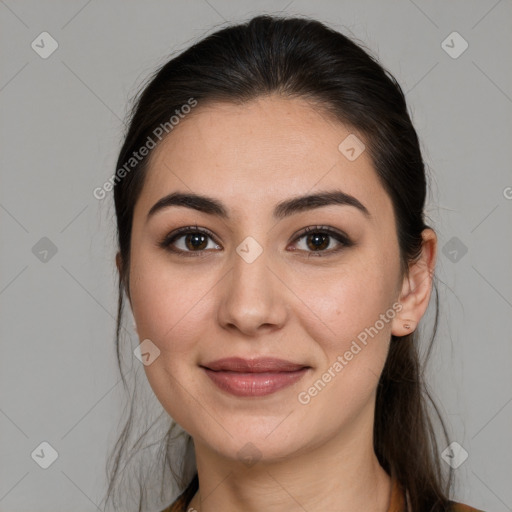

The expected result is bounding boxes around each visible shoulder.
[447,500,486,512]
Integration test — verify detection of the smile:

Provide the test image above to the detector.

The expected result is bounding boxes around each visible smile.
[200,357,311,397]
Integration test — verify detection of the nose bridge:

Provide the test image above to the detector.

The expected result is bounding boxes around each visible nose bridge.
[233,237,269,293]
[232,235,273,305]
[218,234,286,334]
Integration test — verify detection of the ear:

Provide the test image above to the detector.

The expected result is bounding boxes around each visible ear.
[391,228,437,337]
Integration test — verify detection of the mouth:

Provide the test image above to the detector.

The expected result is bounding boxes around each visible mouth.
[200,357,311,397]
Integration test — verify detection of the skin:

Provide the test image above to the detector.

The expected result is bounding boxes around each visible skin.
[116,95,437,512]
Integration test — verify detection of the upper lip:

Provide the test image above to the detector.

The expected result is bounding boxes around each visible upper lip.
[201,357,309,373]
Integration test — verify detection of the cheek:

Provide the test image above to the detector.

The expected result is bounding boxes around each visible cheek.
[129,249,216,351]
[295,254,398,351]
[290,252,400,414]
[292,268,396,429]
[128,252,216,428]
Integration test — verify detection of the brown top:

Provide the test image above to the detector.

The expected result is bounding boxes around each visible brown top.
[161,473,485,512]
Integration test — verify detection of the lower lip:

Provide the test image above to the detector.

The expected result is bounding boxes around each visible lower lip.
[202,367,309,397]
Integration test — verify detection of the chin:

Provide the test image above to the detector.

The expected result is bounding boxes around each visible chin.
[191,417,310,464]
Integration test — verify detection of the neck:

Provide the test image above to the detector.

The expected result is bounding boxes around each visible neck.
[187,415,392,512]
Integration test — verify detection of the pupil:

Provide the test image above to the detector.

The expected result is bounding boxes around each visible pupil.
[308,233,328,250]
[187,234,207,250]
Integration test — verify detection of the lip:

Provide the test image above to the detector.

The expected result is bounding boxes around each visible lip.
[201,357,310,397]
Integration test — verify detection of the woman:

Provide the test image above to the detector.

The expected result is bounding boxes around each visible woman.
[106,15,484,512]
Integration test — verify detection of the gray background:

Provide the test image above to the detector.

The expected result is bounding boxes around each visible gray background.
[1,1,511,511]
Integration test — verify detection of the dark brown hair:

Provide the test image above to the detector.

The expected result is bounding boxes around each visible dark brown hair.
[105,14,453,512]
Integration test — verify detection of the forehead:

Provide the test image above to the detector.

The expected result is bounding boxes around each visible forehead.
[135,95,393,224]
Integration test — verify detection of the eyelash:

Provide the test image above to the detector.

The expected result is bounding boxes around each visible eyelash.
[158,224,353,258]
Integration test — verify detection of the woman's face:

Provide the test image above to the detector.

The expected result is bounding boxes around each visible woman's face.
[127,95,406,463]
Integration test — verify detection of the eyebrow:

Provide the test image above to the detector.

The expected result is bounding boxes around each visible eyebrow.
[146,189,371,223]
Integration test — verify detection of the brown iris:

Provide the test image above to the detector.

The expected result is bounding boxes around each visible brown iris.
[306,232,329,251]
[185,233,208,251]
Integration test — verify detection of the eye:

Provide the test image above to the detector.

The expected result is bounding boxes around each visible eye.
[290,226,353,256]
[158,224,353,257]
[158,225,221,257]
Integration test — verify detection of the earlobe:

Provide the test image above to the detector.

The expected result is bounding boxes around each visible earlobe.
[402,321,414,332]
[391,228,437,337]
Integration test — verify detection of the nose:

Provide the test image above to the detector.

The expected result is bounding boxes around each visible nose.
[217,245,288,337]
